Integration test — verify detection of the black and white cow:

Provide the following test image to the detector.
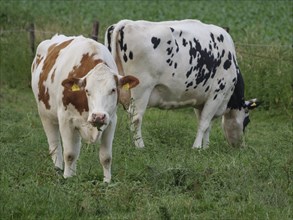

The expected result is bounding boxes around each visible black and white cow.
[105,19,259,149]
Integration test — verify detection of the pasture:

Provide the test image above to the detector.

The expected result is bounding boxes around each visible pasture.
[0,1,292,219]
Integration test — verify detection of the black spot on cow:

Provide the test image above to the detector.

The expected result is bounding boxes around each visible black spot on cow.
[174,63,177,69]
[179,31,183,37]
[171,53,174,58]
[123,53,128,62]
[219,83,225,90]
[210,33,215,42]
[182,38,188,47]
[186,66,193,78]
[227,56,245,110]
[221,50,225,57]
[167,40,172,45]
[215,88,220,93]
[169,60,173,66]
[205,86,210,92]
[119,26,127,52]
[223,59,232,70]
[129,51,133,60]
[213,94,218,100]
[166,59,171,64]
[228,51,232,60]
[172,73,175,77]
[151,37,161,49]
[106,25,114,52]
[188,41,197,64]
[217,34,224,42]
[175,40,179,52]
[186,81,193,88]
[166,47,173,55]
[170,27,174,32]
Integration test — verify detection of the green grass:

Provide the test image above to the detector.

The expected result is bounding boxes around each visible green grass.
[1,1,292,219]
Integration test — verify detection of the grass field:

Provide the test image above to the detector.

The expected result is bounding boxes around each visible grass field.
[0,1,292,219]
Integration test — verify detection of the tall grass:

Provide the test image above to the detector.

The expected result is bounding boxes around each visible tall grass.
[0,1,292,219]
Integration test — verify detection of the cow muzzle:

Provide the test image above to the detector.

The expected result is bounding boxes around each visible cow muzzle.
[88,112,108,129]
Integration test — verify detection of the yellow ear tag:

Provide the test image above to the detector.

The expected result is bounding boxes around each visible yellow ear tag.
[251,102,257,107]
[122,83,130,91]
[71,83,80,92]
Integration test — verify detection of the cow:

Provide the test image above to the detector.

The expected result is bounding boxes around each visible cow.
[31,34,139,182]
[105,19,259,149]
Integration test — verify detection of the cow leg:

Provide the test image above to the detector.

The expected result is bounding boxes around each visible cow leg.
[128,89,152,148]
[194,109,212,148]
[193,98,223,149]
[40,116,63,170]
[203,123,212,147]
[59,122,81,178]
[99,114,116,183]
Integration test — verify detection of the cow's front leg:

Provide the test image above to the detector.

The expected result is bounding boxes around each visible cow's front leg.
[193,119,210,149]
[128,89,153,148]
[99,114,116,183]
[59,122,81,178]
[39,115,63,170]
[193,102,218,149]
[202,123,212,148]
[129,110,145,148]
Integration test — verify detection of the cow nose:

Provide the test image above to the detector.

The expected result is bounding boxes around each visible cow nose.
[91,113,106,126]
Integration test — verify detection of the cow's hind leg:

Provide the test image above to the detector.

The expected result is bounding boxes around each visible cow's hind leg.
[40,116,63,170]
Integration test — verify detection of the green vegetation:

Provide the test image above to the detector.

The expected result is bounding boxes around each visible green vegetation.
[0,1,292,219]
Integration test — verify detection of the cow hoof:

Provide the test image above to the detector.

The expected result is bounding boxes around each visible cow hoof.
[192,145,203,149]
[134,140,145,148]
[103,178,111,184]
[54,166,63,176]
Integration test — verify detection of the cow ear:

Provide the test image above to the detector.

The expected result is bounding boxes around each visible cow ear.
[245,98,260,110]
[62,78,86,92]
[119,75,139,90]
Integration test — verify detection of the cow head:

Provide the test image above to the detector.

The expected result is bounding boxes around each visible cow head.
[62,63,139,130]
[222,98,260,146]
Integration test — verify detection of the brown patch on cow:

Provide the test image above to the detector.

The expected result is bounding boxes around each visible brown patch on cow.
[68,54,104,78]
[32,54,44,73]
[51,68,56,83]
[62,53,104,115]
[62,88,89,115]
[117,75,140,109]
[38,39,74,109]
[32,63,35,73]
[36,54,44,67]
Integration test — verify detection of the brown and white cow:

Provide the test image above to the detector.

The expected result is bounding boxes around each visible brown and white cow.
[31,35,139,182]
[105,19,259,149]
